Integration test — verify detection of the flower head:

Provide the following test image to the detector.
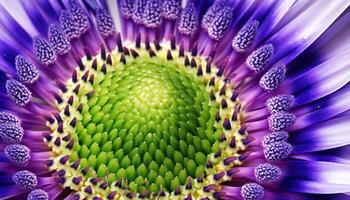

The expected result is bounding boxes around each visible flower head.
[0,0,350,199]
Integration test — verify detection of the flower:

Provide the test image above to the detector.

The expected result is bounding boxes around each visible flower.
[0,0,350,199]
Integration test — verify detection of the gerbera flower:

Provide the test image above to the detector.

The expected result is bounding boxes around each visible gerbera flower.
[0,0,350,199]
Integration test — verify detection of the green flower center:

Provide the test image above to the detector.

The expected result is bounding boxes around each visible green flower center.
[76,57,220,193]
[46,44,246,199]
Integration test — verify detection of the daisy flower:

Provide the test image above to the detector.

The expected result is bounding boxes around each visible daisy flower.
[0,0,350,199]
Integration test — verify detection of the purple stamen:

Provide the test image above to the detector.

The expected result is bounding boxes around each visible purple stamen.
[15,55,39,84]
[4,144,31,166]
[263,141,293,161]
[266,95,294,114]
[232,20,259,52]
[177,1,198,35]
[268,112,296,131]
[246,44,274,72]
[32,36,57,65]
[27,189,48,200]
[259,63,286,92]
[240,183,264,200]
[5,79,32,106]
[48,24,71,55]
[12,170,37,191]
[0,124,24,144]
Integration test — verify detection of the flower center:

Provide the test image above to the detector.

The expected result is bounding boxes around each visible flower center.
[45,42,247,199]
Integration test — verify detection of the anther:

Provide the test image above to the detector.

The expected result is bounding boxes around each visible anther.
[81,71,89,82]
[107,55,112,65]
[67,95,74,106]
[77,103,83,113]
[63,134,71,141]
[64,105,70,116]
[57,123,64,133]
[70,117,77,127]
[107,192,117,200]
[85,185,92,194]
[60,155,70,164]
[135,33,141,49]
[179,43,185,57]
[223,118,231,130]
[130,49,139,58]
[210,90,216,101]
[214,149,222,158]
[101,47,106,60]
[91,59,98,70]
[215,111,221,122]
[72,176,82,185]
[191,43,198,56]
[167,50,173,60]
[219,134,227,142]
[185,177,192,190]
[216,67,224,77]
[123,47,130,55]
[54,137,61,146]
[117,32,123,52]
[206,160,213,168]
[223,156,236,165]
[229,136,236,148]
[65,143,75,155]
[120,54,126,64]
[81,167,89,175]
[72,70,78,83]
[73,84,80,94]
[214,171,225,180]
[221,99,228,109]
[203,184,216,192]
[197,65,203,76]
[89,74,95,84]
[184,56,190,66]
[101,64,107,74]
[78,59,85,71]
[154,41,162,50]
[230,90,238,102]
[170,36,176,50]
[54,94,63,104]
[219,84,226,95]
[226,167,239,176]
[84,48,92,60]
[209,77,215,86]
[190,58,197,68]
[174,187,181,195]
